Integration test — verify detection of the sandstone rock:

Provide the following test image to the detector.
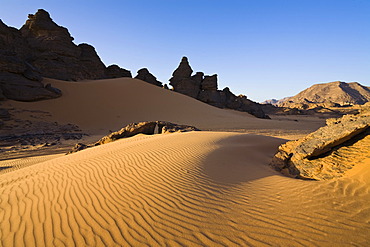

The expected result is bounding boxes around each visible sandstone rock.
[191,72,204,84]
[66,143,88,154]
[270,113,370,180]
[170,77,201,98]
[169,57,269,119]
[97,122,158,145]
[169,57,200,98]
[201,74,218,91]
[135,68,162,87]
[171,57,193,78]
[106,65,132,78]
[68,121,199,154]
[1,9,135,102]
[157,121,199,133]
[19,10,107,81]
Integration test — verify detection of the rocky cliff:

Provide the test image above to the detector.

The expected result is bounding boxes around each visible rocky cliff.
[169,57,269,119]
[0,9,132,101]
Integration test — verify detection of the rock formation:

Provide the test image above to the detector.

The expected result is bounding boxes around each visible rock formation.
[169,57,269,119]
[0,9,132,102]
[106,65,132,78]
[270,112,370,180]
[135,68,162,87]
[67,121,199,154]
[0,18,61,101]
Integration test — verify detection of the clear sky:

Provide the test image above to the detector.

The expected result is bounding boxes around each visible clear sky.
[1,0,369,102]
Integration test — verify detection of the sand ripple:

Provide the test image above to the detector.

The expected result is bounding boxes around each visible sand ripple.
[1,132,369,246]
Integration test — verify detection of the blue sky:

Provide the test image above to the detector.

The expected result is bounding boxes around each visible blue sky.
[1,0,369,102]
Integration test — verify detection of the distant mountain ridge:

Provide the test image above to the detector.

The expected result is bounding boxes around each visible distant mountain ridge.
[264,81,370,107]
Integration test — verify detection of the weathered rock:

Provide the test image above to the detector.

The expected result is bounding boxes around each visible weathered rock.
[171,57,193,78]
[157,121,199,133]
[66,143,89,154]
[191,72,204,84]
[68,121,199,154]
[135,68,162,87]
[201,74,218,91]
[0,9,134,102]
[169,57,200,98]
[106,65,132,78]
[97,122,158,145]
[270,113,370,180]
[171,77,201,98]
[169,56,269,119]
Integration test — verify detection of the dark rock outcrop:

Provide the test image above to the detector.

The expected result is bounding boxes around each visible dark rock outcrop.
[0,9,132,102]
[0,17,62,101]
[106,65,132,78]
[270,113,370,180]
[67,121,199,154]
[135,68,162,87]
[169,57,269,119]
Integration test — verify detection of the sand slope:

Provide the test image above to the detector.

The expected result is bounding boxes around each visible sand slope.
[1,132,369,246]
[4,78,325,138]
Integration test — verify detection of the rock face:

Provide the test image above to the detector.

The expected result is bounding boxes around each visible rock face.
[0,18,62,101]
[135,68,162,87]
[270,113,370,180]
[67,121,199,154]
[0,9,132,102]
[169,57,269,119]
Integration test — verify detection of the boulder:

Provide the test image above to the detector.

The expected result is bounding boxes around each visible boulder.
[270,113,370,180]
[106,65,132,78]
[135,68,162,87]
[68,121,199,154]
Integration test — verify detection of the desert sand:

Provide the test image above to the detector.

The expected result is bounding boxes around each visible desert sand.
[1,78,369,246]
[4,78,325,138]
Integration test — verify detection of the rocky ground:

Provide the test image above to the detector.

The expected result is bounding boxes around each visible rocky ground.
[0,105,86,160]
[270,104,370,180]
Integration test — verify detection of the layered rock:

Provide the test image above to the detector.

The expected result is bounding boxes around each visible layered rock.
[68,121,199,154]
[169,57,269,119]
[0,9,132,101]
[270,113,370,180]
[135,68,162,87]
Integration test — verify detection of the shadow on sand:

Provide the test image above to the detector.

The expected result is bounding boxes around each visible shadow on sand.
[200,134,286,185]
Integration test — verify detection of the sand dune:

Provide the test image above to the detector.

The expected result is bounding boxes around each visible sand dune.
[1,132,369,246]
[4,78,325,138]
